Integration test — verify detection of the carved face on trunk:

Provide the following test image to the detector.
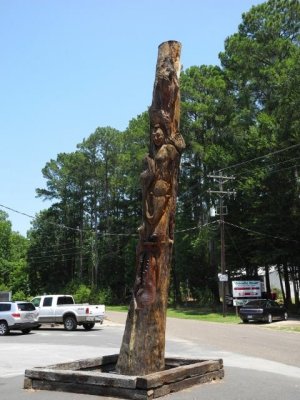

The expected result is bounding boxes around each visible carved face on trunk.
[152,125,165,147]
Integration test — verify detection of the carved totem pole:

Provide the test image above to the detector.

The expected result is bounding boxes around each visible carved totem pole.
[116,41,185,376]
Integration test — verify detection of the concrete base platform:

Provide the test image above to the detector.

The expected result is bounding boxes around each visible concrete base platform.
[24,354,224,399]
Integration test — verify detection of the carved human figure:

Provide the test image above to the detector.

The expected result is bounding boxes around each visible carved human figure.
[139,124,184,243]
[135,124,185,309]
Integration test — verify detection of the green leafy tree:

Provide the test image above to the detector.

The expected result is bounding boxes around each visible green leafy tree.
[174,64,236,304]
[0,210,29,295]
[25,0,300,309]
[218,0,300,305]
[29,121,147,301]
[0,211,12,286]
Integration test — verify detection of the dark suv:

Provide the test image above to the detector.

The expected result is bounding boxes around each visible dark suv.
[0,301,39,335]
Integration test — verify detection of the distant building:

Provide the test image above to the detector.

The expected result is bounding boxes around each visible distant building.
[258,266,295,300]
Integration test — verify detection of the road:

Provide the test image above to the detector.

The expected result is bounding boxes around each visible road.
[0,311,299,400]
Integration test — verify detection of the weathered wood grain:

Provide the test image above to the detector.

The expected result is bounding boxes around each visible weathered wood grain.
[116,40,185,376]
[45,353,119,370]
[24,356,224,399]
[25,368,137,388]
[136,360,223,389]
[31,380,150,400]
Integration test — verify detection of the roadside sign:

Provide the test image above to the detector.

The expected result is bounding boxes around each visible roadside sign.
[218,273,228,282]
[233,299,249,307]
[232,280,261,298]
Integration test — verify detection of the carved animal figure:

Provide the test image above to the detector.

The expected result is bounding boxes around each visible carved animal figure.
[134,251,157,309]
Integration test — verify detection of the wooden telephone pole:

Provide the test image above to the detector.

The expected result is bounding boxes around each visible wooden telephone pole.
[116,41,185,375]
[208,172,235,317]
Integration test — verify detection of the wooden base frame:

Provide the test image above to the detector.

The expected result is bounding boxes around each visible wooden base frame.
[24,354,224,399]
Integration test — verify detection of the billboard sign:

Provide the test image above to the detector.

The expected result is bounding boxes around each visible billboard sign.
[232,280,261,298]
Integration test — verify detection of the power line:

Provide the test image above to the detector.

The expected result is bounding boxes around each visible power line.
[174,220,219,234]
[27,240,135,264]
[2,142,299,233]
[268,163,300,175]
[0,203,138,237]
[267,156,300,168]
[1,200,217,239]
[0,204,35,220]
[0,203,79,232]
[178,146,300,200]
[224,221,299,244]
[217,143,300,174]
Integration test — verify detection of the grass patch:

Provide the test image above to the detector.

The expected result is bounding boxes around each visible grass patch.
[107,305,241,324]
[167,307,240,323]
[106,306,300,330]
[266,325,300,333]
[107,305,129,312]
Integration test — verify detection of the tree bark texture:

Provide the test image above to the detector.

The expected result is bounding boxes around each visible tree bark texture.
[116,41,185,376]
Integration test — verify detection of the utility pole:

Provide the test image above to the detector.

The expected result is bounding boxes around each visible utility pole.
[77,226,83,280]
[208,172,236,317]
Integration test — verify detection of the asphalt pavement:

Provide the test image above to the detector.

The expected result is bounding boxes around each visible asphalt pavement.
[0,311,299,400]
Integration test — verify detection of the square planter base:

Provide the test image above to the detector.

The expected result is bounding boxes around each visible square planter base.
[24,354,224,399]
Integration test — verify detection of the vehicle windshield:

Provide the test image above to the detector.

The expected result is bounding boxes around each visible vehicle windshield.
[245,300,266,307]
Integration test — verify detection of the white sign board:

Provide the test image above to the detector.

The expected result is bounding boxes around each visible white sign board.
[233,299,249,307]
[232,280,261,298]
[218,273,228,282]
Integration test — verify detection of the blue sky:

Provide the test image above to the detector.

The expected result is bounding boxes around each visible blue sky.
[0,0,264,236]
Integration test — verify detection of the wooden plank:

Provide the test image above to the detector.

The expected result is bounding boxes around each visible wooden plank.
[23,377,32,389]
[167,369,225,394]
[31,380,149,400]
[24,356,225,400]
[27,369,224,400]
[136,360,222,389]
[25,368,137,389]
[151,384,171,398]
[150,370,224,398]
[165,357,223,367]
[45,353,119,370]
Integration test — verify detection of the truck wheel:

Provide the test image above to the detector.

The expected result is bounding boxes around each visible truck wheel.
[64,316,77,331]
[83,323,95,331]
[0,321,9,336]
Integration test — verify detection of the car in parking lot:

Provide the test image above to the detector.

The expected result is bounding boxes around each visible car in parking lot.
[239,299,288,324]
[0,301,39,335]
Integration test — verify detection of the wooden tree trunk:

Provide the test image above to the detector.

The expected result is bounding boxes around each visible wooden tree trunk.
[116,41,185,376]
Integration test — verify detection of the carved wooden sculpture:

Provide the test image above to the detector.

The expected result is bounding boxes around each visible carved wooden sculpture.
[116,41,185,376]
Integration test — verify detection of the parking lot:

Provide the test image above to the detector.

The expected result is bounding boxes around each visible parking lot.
[1,313,300,400]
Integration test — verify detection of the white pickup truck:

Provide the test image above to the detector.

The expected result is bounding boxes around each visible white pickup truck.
[31,294,105,331]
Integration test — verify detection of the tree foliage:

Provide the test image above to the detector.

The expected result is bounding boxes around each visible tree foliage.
[0,210,29,298]
[4,0,299,309]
